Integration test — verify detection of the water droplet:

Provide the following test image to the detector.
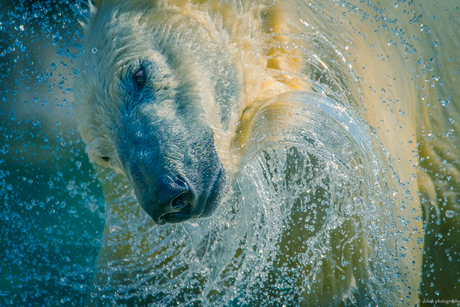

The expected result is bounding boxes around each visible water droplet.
[91,47,98,53]
[445,210,455,218]
[399,110,405,116]
[6,184,13,191]
[439,99,449,106]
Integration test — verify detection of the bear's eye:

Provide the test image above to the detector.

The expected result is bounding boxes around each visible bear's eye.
[100,156,111,163]
[134,68,146,90]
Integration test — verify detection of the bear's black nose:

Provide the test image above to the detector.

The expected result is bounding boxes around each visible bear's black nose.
[153,177,194,225]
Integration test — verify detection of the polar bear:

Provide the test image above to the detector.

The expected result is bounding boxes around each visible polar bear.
[74,0,425,305]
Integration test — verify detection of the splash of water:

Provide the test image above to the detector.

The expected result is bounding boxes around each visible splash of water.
[88,92,397,306]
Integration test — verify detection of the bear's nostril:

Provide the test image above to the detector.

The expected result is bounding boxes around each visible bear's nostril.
[171,196,187,209]
[150,175,195,224]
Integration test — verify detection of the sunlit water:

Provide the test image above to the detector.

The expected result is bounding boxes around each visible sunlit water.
[1,0,459,306]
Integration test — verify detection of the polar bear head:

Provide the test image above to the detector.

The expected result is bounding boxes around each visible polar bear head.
[74,0,241,224]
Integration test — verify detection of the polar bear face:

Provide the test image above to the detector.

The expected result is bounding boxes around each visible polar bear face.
[74,1,240,224]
